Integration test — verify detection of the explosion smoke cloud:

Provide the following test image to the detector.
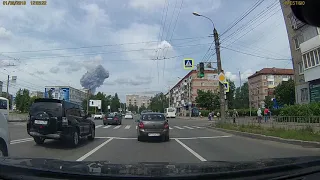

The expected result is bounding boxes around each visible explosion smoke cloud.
[80,65,109,94]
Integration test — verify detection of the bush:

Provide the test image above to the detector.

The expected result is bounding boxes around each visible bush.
[279,103,320,116]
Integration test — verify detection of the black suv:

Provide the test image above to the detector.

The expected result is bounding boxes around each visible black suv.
[27,98,95,147]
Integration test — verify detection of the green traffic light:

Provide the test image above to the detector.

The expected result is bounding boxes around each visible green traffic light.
[200,73,204,78]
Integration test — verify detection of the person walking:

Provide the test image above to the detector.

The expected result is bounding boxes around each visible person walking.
[208,112,212,121]
[264,107,269,122]
[232,109,238,124]
[257,108,262,124]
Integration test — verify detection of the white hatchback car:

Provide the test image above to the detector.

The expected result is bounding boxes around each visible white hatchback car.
[124,113,133,119]
[0,112,10,157]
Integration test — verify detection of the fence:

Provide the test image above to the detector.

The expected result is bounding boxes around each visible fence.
[8,113,29,121]
[219,116,320,133]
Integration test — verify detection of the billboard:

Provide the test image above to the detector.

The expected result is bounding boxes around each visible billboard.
[89,100,101,109]
[45,87,70,101]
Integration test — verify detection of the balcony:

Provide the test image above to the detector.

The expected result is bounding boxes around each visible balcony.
[300,35,320,54]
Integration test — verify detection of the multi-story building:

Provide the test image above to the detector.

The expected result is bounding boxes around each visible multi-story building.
[280,0,320,104]
[126,95,151,108]
[248,68,294,108]
[30,91,44,98]
[168,69,219,115]
[44,86,87,105]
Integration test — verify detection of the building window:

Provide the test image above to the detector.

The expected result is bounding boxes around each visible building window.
[293,37,300,49]
[267,81,274,85]
[298,62,304,74]
[263,82,267,86]
[201,82,204,86]
[264,89,267,93]
[301,88,309,102]
[302,26,319,42]
[303,47,320,69]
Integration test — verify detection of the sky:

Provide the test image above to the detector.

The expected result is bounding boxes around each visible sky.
[0,0,292,102]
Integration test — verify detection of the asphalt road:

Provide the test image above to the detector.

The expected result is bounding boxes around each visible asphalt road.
[7,117,320,163]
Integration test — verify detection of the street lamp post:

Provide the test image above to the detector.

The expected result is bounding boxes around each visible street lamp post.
[193,12,225,122]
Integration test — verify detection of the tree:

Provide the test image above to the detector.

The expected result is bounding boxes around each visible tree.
[110,93,120,112]
[234,82,249,109]
[264,96,273,109]
[226,79,236,109]
[148,93,168,113]
[15,89,30,113]
[274,79,295,106]
[48,89,53,99]
[138,104,147,113]
[195,90,219,110]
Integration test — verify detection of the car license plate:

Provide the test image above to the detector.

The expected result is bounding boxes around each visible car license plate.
[107,118,112,120]
[34,120,47,125]
[148,133,160,137]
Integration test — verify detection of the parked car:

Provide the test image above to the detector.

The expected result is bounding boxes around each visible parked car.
[103,112,122,125]
[136,112,169,142]
[0,110,10,157]
[27,98,95,147]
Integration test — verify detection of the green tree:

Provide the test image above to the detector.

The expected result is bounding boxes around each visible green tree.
[127,104,134,111]
[226,79,236,109]
[138,104,147,113]
[15,89,31,113]
[234,82,249,109]
[148,93,168,113]
[110,93,120,112]
[48,89,53,99]
[195,90,219,110]
[274,79,295,106]
[264,96,273,109]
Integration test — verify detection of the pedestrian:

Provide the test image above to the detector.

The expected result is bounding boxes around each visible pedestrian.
[257,108,262,123]
[208,112,212,121]
[264,107,269,122]
[217,112,220,121]
[232,109,238,124]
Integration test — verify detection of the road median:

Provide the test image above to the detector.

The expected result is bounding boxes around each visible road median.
[208,122,320,148]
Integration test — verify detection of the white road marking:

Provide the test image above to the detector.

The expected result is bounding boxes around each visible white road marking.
[103,125,111,129]
[10,138,34,144]
[192,126,204,129]
[183,126,194,129]
[114,125,121,129]
[95,125,102,128]
[174,126,184,129]
[136,126,137,129]
[124,125,131,129]
[175,139,207,162]
[76,138,114,161]
[169,127,173,130]
[173,135,232,140]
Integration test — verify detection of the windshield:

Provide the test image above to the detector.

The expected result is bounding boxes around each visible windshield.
[142,114,165,121]
[0,99,8,110]
[4,1,320,177]
[29,102,63,117]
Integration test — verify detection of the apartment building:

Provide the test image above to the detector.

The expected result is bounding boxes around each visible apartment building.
[280,0,320,104]
[126,95,151,108]
[248,68,294,108]
[30,91,44,98]
[168,69,219,115]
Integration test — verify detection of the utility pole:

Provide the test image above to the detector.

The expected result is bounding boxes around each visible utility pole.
[168,86,171,107]
[6,75,9,99]
[239,70,242,91]
[214,28,226,122]
[189,80,192,119]
[86,89,90,115]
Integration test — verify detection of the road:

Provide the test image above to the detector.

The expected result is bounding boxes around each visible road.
[8,117,320,163]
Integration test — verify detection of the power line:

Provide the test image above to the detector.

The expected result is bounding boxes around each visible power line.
[221,46,292,61]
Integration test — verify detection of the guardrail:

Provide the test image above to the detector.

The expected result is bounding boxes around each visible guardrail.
[220,116,320,132]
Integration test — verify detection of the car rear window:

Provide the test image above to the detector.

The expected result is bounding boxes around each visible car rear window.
[107,113,116,117]
[30,102,63,117]
[142,114,165,121]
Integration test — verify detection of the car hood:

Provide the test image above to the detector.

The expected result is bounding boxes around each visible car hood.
[0,156,320,177]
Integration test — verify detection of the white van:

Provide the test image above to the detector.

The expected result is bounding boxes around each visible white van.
[0,97,10,157]
[165,107,176,118]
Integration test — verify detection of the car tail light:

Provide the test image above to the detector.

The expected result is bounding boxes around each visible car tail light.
[104,117,107,120]
[164,123,169,129]
[62,117,68,126]
[138,122,144,129]
[114,117,118,121]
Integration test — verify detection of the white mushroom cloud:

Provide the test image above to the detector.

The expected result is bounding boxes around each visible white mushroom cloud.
[80,65,109,94]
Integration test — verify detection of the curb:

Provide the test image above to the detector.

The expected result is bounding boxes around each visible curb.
[8,120,27,122]
[207,125,320,148]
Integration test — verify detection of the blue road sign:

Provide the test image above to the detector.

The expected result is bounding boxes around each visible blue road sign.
[183,58,194,70]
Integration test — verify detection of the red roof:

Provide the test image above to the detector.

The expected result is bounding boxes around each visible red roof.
[248,68,294,79]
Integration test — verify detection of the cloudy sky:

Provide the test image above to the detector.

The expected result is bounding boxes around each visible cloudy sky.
[0,0,292,102]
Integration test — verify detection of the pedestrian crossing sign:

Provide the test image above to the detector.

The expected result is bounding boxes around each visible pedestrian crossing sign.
[224,82,230,93]
[183,58,194,70]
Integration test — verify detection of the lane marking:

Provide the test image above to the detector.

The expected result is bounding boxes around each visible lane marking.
[174,126,184,129]
[183,126,194,129]
[10,138,34,144]
[169,127,173,130]
[95,125,102,128]
[192,126,204,129]
[124,125,131,129]
[103,125,111,129]
[76,138,114,161]
[175,139,207,162]
[173,135,232,140]
[114,125,121,129]
[135,126,137,129]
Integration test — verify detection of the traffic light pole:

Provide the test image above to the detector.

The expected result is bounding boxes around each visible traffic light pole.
[214,28,226,122]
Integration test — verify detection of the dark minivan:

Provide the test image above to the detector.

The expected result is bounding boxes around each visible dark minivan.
[27,98,95,147]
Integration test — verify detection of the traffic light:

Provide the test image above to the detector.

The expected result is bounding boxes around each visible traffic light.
[199,62,204,78]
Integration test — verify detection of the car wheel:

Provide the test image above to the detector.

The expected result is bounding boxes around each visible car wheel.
[165,135,170,142]
[70,129,79,147]
[0,142,8,157]
[34,137,45,145]
[103,123,106,125]
[88,125,95,141]
[137,136,142,141]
